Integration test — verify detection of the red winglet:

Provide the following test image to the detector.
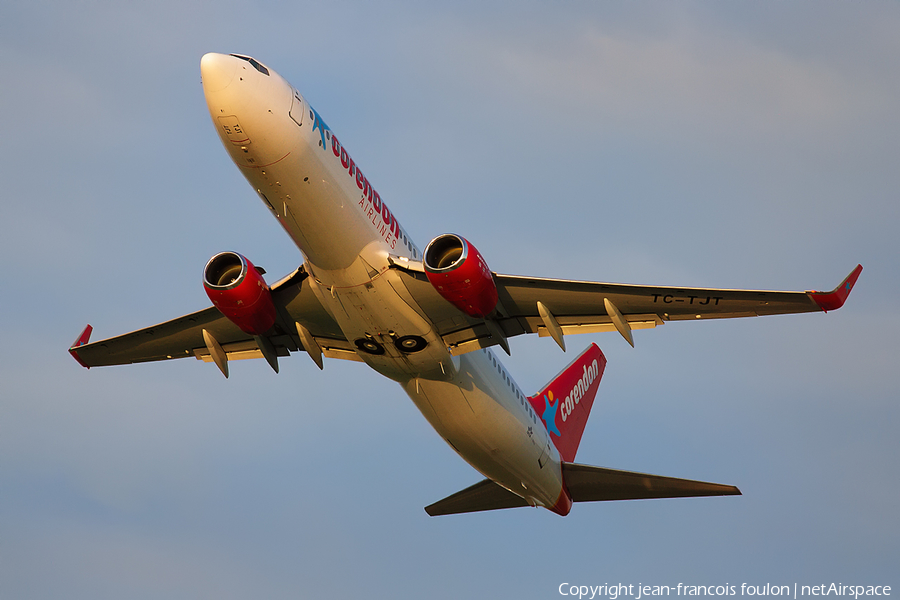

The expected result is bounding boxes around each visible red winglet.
[809,264,862,312]
[69,324,93,369]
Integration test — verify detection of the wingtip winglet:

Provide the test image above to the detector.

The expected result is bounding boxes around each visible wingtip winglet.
[69,324,93,369]
[810,264,862,312]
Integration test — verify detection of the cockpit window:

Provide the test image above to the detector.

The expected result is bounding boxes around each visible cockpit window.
[229,54,269,76]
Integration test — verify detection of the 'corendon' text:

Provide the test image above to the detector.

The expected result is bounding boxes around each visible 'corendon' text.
[331,134,399,250]
[561,360,600,422]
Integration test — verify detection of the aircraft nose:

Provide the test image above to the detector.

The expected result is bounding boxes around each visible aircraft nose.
[200,53,238,94]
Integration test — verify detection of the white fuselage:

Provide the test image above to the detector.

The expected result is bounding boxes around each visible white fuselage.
[200,53,567,512]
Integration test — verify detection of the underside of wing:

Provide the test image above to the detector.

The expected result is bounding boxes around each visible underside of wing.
[70,266,355,369]
[391,262,862,355]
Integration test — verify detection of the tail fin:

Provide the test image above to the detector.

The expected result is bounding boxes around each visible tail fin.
[528,343,606,462]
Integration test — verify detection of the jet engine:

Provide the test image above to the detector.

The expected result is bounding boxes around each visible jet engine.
[423,234,498,318]
[203,251,277,335]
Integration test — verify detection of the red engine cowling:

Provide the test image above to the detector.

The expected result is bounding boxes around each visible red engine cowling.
[203,251,277,335]
[423,234,498,318]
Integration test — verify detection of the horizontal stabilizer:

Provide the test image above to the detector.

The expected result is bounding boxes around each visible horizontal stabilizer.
[425,464,739,516]
[562,462,741,501]
[424,479,529,516]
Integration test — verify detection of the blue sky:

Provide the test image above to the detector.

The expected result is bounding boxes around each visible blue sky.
[2,2,898,598]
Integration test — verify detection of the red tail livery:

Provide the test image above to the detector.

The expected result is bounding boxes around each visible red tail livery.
[528,344,606,462]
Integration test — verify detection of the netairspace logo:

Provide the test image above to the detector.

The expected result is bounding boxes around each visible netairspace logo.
[558,584,892,600]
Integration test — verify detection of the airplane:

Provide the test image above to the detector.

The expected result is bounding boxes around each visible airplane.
[69,53,862,517]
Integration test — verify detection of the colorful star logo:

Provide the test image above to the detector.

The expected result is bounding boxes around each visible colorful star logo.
[311,107,330,150]
[541,391,561,437]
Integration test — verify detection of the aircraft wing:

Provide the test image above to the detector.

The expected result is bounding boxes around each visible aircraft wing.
[70,266,358,369]
[391,261,862,354]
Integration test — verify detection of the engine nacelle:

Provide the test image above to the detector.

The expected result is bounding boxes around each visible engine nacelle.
[423,234,498,318]
[203,251,277,335]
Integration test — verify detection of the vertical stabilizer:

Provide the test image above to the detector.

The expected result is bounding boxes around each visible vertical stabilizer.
[528,344,606,462]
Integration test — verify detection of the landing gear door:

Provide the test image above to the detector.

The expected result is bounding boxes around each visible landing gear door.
[289,88,304,128]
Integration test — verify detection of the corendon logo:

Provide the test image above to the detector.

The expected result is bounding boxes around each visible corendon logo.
[540,391,562,437]
[311,108,330,151]
[531,344,605,462]
[330,133,401,250]
[558,359,600,425]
